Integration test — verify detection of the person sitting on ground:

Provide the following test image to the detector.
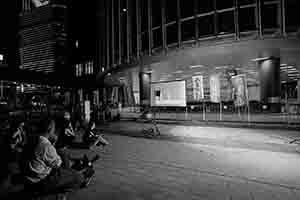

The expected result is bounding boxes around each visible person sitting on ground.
[8,119,27,154]
[23,118,94,197]
[56,111,76,148]
[82,121,109,149]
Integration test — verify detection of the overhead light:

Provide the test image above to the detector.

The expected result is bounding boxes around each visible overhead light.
[251,57,270,62]
[280,64,287,66]
[144,70,153,73]
[189,65,204,69]
[173,70,183,74]
[194,72,203,75]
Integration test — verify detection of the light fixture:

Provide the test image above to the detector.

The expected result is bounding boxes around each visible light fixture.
[189,65,204,69]
[173,70,183,74]
[251,57,271,62]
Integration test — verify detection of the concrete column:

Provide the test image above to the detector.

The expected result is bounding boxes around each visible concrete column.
[139,72,151,107]
[258,55,281,112]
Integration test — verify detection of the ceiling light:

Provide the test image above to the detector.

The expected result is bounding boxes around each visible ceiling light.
[251,57,270,62]
[189,65,204,69]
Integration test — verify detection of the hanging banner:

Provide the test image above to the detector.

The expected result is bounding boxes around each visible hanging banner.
[232,75,247,106]
[209,74,221,103]
[192,75,204,101]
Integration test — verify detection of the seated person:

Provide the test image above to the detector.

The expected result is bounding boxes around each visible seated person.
[56,112,76,148]
[8,120,27,153]
[82,121,109,148]
[23,118,94,197]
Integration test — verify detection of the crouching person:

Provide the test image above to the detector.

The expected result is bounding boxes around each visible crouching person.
[23,118,92,199]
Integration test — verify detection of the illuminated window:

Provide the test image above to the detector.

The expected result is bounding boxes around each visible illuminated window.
[0,54,3,61]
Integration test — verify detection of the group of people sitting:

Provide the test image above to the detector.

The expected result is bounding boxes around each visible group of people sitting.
[2,111,109,200]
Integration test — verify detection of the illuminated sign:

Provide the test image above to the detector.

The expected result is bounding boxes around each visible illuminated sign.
[192,75,204,101]
[209,74,221,103]
[31,0,49,7]
[151,80,186,107]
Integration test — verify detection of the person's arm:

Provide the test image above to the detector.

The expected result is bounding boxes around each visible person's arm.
[44,144,62,169]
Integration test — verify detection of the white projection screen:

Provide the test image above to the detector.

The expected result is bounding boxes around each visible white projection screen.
[150,80,186,107]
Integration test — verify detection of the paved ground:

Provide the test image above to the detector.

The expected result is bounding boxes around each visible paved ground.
[2,120,300,200]
[63,122,300,200]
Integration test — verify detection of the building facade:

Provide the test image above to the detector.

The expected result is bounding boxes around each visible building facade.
[95,0,300,115]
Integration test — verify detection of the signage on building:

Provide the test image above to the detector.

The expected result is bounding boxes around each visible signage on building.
[151,80,186,107]
[192,75,204,101]
[232,74,248,106]
[84,100,90,122]
[209,74,221,103]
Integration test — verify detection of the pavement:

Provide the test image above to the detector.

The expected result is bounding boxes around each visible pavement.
[96,119,300,153]
[2,115,300,200]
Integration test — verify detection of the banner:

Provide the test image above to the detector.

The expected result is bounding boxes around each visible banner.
[232,75,247,106]
[209,74,221,103]
[151,80,186,107]
[192,75,204,101]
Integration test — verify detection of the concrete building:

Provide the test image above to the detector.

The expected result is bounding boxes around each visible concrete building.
[95,0,300,114]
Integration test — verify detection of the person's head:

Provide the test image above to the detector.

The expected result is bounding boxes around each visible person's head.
[63,111,71,121]
[40,118,57,144]
[88,120,95,130]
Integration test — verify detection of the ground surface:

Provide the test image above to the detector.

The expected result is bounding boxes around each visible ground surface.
[65,123,300,200]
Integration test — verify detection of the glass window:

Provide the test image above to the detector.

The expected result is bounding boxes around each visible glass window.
[198,15,215,37]
[166,0,177,22]
[197,0,214,14]
[152,0,162,27]
[153,28,163,48]
[216,0,234,10]
[180,0,195,18]
[166,24,178,44]
[141,0,148,31]
[141,32,149,51]
[218,11,235,34]
[182,19,196,41]
[238,0,256,6]
[239,7,256,32]
[285,0,300,32]
[261,3,278,29]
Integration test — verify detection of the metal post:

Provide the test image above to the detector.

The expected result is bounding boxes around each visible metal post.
[118,0,122,64]
[220,102,222,121]
[136,0,141,59]
[234,0,240,40]
[214,0,218,37]
[176,0,182,47]
[257,0,263,38]
[111,0,115,66]
[126,0,131,63]
[194,0,199,44]
[203,101,206,121]
[161,0,167,53]
[148,0,152,55]
[281,0,286,37]
[0,80,3,99]
[106,0,110,69]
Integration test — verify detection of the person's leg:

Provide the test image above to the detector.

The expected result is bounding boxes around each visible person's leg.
[39,168,85,194]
